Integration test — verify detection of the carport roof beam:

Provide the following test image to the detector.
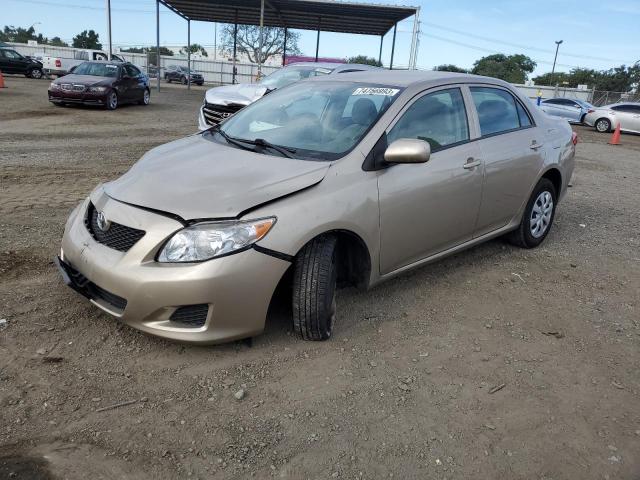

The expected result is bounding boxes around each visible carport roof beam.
[158,0,417,37]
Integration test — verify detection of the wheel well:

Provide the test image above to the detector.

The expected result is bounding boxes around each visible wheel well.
[542,168,562,197]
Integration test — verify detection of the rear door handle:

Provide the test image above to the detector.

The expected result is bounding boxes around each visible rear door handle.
[463,158,481,169]
[530,142,544,150]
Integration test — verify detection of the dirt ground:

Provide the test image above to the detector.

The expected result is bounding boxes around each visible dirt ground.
[1,75,639,480]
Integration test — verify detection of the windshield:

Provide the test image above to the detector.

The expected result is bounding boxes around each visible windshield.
[260,66,333,90]
[72,62,119,77]
[216,82,402,160]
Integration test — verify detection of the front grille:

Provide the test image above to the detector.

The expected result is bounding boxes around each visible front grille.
[202,102,244,126]
[170,304,209,327]
[87,283,128,311]
[60,83,86,92]
[85,203,145,252]
[64,261,127,312]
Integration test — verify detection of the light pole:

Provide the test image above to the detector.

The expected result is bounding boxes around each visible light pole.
[551,40,563,85]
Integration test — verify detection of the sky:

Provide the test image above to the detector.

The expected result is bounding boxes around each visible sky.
[3,0,639,76]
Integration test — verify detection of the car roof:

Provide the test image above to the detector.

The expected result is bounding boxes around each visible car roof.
[303,69,508,88]
[286,62,379,72]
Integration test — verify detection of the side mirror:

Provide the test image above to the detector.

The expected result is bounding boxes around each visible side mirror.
[384,138,431,164]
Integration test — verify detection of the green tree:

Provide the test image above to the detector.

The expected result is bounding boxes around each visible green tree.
[48,36,68,47]
[220,25,300,63]
[434,64,468,73]
[472,54,536,83]
[72,30,102,50]
[347,55,382,67]
[180,43,208,57]
[121,46,174,66]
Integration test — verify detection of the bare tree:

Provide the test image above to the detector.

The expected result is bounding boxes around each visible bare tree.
[220,25,300,64]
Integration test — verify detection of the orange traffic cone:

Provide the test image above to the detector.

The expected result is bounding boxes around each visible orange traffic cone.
[608,122,621,145]
[0,70,6,88]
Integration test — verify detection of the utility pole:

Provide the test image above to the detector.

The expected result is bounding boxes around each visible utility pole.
[105,0,112,60]
[551,40,563,85]
[258,0,264,79]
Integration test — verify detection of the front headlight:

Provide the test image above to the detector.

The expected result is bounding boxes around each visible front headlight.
[89,86,107,93]
[157,217,276,263]
[50,82,60,90]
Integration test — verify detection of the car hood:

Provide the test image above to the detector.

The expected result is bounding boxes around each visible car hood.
[53,74,113,86]
[104,134,330,220]
[204,83,269,106]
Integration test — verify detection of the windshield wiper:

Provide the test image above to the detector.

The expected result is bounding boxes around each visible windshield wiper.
[208,125,255,152]
[251,138,297,158]
[207,126,296,158]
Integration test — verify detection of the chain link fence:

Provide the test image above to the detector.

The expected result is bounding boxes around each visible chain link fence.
[6,42,280,86]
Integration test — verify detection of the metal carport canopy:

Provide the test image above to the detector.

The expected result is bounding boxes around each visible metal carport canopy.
[159,0,417,36]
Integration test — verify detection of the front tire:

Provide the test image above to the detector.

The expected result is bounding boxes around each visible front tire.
[507,178,557,248]
[105,91,118,110]
[28,68,43,79]
[181,76,187,85]
[292,235,338,341]
[595,118,611,133]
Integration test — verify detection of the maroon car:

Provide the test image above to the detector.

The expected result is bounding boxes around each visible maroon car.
[48,61,150,110]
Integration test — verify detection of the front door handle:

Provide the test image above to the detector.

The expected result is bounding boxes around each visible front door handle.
[463,158,481,169]
[530,141,544,150]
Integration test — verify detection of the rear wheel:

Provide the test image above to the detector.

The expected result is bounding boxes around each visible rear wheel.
[105,91,118,110]
[138,88,150,105]
[507,178,557,248]
[595,118,611,133]
[28,68,43,79]
[292,235,338,341]
[181,76,187,85]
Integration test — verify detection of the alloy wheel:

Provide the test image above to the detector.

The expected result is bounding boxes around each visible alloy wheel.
[31,69,43,79]
[143,89,150,105]
[108,92,118,110]
[596,119,610,132]
[530,191,554,238]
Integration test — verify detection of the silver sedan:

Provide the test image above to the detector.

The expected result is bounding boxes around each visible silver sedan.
[583,102,640,133]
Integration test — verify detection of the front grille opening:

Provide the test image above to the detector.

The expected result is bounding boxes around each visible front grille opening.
[170,304,209,328]
[202,102,244,126]
[85,203,146,252]
[65,262,127,312]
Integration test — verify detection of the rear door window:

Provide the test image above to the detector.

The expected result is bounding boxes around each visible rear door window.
[470,87,531,136]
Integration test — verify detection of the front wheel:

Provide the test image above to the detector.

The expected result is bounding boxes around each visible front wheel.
[292,235,338,341]
[507,178,557,248]
[595,118,611,133]
[105,91,118,110]
[181,76,187,85]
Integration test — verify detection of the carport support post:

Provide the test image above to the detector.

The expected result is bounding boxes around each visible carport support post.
[187,19,191,90]
[232,10,238,84]
[282,27,288,66]
[378,35,383,65]
[389,23,397,70]
[258,0,264,79]
[315,19,321,61]
[156,0,160,92]
[105,0,112,61]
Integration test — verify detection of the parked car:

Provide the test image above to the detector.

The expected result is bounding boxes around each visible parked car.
[48,61,150,110]
[540,98,595,124]
[56,71,575,344]
[583,102,640,133]
[198,62,379,129]
[164,65,204,85]
[42,49,124,77]
[0,47,44,79]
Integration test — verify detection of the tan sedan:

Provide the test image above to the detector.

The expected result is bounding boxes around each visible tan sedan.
[57,71,576,344]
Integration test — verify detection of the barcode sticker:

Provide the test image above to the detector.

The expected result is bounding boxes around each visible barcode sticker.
[353,87,400,96]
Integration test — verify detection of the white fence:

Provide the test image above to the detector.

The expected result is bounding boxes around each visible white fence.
[514,84,593,103]
[7,42,280,85]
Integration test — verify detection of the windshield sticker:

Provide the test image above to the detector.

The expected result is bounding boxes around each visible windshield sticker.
[106,64,118,69]
[353,87,400,96]
[315,68,332,74]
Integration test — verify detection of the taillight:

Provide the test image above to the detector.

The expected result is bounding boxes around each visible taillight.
[55,59,61,68]
[571,132,578,146]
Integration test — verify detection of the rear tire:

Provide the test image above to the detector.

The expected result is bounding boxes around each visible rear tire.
[138,88,150,105]
[29,68,43,79]
[292,235,338,341]
[507,178,557,249]
[181,76,187,85]
[595,118,611,133]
